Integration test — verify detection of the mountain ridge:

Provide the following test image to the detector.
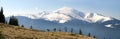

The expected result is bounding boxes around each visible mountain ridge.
[5,7,120,39]
[15,7,115,23]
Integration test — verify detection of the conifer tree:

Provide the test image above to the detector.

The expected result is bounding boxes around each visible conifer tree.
[47,29,50,32]
[71,28,73,33]
[53,28,56,32]
[0,7,5,23]
[30,25,32,29]
[9,16,19,26]
[64,27,67,32]
[88,33,91,37]
[79,29,82,35]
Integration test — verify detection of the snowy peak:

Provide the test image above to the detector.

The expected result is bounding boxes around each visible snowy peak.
[54,7,85,18]
[43,13,71,23]
[54,7,74,13]
[84,13,113,22]
[53,7,113,23]
[16,7,114,23]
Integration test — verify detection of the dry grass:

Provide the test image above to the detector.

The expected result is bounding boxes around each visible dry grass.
[0,23,96,39]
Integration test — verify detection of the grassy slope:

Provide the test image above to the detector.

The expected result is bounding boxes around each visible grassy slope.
[0,23,96,39]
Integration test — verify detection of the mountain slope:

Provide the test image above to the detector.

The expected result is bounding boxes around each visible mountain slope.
[17,7,114,23]
[5,7,120,39]
[0,23,95,39]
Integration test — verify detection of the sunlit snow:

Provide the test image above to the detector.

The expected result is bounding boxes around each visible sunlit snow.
[105,24,114,28]
[14,7,113,23]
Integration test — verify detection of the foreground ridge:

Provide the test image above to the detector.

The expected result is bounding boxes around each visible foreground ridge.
[0,23,96,39]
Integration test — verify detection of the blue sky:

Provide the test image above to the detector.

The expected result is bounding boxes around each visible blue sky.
[0,0,120,20]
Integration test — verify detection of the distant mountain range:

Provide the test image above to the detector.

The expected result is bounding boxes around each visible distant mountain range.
[6,7,120,39]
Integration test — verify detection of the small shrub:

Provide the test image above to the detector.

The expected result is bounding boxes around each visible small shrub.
[21,25,24,27]
[70,33,77,36]
[47,29,50,32]
[58,28,61,32]
[93,36,96,38]
[30,25,32,29]
[54,37,58,39]
[53,28,56,32]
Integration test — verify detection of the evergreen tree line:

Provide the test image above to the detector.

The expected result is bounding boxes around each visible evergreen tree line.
[46,27,96,38]
[0,7,35,29]
[0,7,19,26]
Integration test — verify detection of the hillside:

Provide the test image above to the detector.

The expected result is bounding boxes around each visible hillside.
[0,23,96,39]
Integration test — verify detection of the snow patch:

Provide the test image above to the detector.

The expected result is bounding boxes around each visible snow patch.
[84,13,113,23]
[105,24,114,28]
[43,13,71,23]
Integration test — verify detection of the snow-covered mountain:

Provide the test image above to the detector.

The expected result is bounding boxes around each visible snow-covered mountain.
[6,7,120,39]
[17,7,114,23]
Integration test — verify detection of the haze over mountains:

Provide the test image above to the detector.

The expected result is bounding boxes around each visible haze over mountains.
[6,7,120,39]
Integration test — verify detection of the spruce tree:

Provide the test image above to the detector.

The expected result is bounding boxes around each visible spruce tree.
[30,25,33,29]
[71,28,73,33]
[9,16,19,26]
[64,27,67,32]
[47,29,50,32]
[53,28,56,32]
[79,29,82,35]
[88,33,91,37]
[0,7,5,23]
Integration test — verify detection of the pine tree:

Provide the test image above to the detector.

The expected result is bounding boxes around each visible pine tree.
[0,7,5,23]
[47,29,50,32]
[53,28,56,32]
[58,28,61,32]
[9,16,19,26]
[79,29,82,35]
[71,28,73,33]
[64,27,67,32]
[88,33,91,37]
[30,25,32,29]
